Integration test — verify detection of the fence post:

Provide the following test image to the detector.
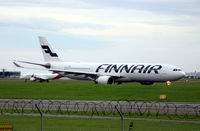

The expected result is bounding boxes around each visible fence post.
[35,104,43,131]
[115,105,124,131]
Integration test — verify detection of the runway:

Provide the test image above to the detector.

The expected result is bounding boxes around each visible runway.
[0,99,200,116]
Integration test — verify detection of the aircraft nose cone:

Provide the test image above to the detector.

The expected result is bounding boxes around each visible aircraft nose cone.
[179,71,186,79]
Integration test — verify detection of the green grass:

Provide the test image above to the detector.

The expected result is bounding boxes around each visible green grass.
[0,79,200,102]
[0,115,200,131]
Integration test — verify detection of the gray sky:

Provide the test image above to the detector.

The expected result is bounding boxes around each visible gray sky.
[0,0,200,73]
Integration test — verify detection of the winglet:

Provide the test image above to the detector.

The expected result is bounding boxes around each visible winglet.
[13,61,24,68]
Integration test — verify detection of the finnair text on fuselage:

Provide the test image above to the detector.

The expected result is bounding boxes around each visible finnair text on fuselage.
[96,64,162,74]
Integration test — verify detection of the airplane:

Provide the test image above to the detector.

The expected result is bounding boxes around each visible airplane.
[13,61,64,82]
[15,36,185,85]
[19,73,63,83]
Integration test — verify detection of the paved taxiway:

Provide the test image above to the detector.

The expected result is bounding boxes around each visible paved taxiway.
[2,113,200,124]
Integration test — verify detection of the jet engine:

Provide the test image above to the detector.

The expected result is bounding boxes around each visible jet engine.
[95,76,114,84]
[30,77,36,81]
[140,81,154,85]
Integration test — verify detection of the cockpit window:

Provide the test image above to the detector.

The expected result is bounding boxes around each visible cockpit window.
[173,69,182,71]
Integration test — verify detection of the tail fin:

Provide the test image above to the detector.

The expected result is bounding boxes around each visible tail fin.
[38,36,61,62]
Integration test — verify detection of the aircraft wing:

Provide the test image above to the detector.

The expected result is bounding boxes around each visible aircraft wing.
[49,69,122,79]
[13,61,47,71]
[18,60,50,68]
[13,61,24,68]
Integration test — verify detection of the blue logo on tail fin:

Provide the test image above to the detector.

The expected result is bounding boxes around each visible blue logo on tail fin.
[41,45,58,57]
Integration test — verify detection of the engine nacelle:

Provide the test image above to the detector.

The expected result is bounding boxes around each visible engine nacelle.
[30,77,36,81]
[140,81,154,85]
[95,76,114,84]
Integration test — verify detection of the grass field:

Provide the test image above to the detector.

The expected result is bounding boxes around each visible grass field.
[0,115,200,131]
[0,79,200,130]
[0,78,200,102]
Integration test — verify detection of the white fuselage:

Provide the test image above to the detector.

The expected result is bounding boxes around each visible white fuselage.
[49,62,185,83]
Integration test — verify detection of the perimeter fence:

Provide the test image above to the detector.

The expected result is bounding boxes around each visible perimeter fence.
[0,99,200,119]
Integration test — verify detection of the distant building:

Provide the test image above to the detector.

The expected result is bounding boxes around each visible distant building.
[185,71,200,79]
[0,69,21,78]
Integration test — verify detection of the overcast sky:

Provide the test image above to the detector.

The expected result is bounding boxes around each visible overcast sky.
[0,0,200,73]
